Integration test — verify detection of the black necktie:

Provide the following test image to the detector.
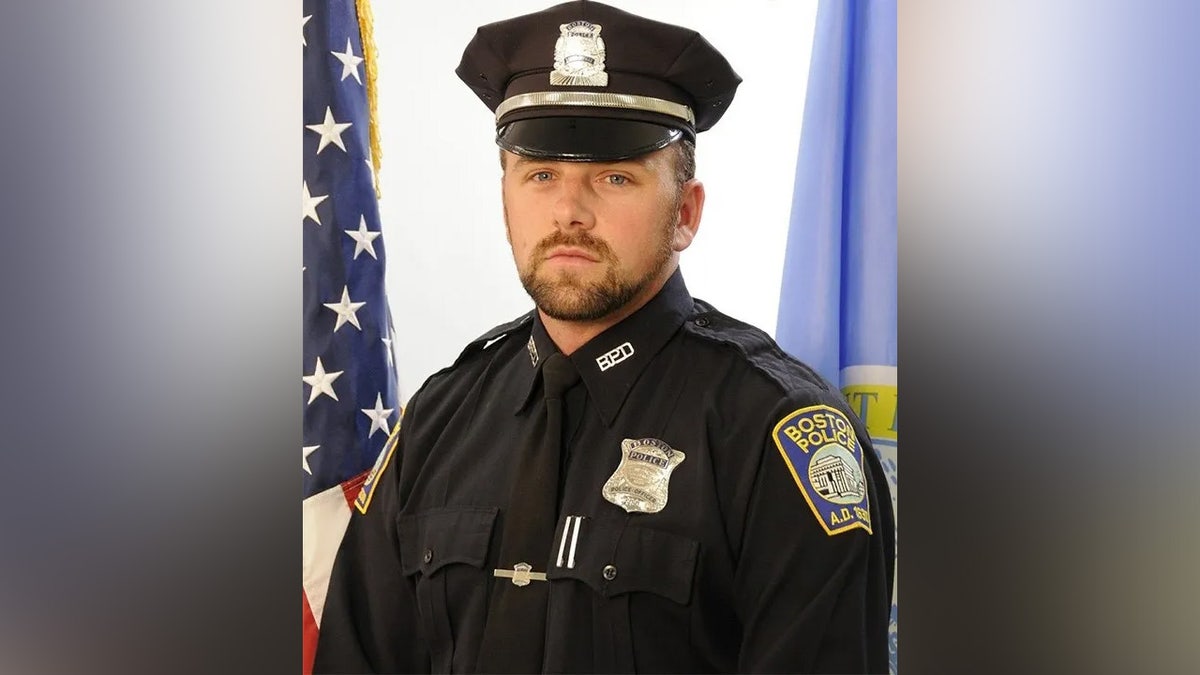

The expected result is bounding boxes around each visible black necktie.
[476,353,580,673]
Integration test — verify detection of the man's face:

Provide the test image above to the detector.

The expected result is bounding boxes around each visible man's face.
[501,146,697,322]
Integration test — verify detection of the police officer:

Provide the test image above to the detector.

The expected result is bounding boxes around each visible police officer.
[314,2,894,673]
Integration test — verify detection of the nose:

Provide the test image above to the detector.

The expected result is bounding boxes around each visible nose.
[551,176,596,232]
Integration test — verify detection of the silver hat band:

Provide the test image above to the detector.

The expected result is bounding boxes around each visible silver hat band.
[495,91,695,126]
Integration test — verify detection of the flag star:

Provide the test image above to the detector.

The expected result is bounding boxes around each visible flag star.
[301,15,312,47]
[382,333,394,368]
[303,357,343,404]
[302,181,328,225]
[331,39,365,85]
[323,285,367,332]
[361,393,395,438]
[344,215,381,260]
[303,445,320,474]
[305,107,353,154]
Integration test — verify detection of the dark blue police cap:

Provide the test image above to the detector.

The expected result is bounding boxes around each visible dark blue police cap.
[456,1,742,161]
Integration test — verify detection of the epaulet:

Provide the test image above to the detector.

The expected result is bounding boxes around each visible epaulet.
[439,311,536,374]
[682,299,833,395]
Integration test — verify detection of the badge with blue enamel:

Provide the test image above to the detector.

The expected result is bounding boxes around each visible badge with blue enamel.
[772,405,872,535]
[602,438,685,513]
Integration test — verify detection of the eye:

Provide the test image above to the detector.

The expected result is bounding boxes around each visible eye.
[605,174,629,186]
[531,171,553,182]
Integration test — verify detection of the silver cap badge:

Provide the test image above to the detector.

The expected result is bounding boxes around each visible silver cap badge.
[551,21,608,87]
[602,438,685,513]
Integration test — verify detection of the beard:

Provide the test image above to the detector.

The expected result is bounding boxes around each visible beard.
[507,207,677,323]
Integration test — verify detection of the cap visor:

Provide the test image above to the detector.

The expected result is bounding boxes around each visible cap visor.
[497,117,683,162]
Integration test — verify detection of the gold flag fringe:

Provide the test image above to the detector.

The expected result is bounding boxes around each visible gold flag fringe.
[355,0,383,200]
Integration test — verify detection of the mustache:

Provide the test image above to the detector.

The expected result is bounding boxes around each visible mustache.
[531,230,615,262]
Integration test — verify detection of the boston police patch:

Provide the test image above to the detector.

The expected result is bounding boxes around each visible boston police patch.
[772,404,872,535]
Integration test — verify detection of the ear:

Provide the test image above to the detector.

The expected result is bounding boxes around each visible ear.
[671,179,705,252]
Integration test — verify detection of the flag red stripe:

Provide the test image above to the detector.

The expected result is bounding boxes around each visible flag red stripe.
[340,470,369,508]
[302,590,319,675]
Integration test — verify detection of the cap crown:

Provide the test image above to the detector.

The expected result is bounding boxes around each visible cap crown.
[456,1,741,135]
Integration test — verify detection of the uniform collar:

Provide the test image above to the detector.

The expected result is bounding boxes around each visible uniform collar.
[516,268,694,426]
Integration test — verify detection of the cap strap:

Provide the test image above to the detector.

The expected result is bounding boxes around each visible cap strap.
[495,91,695,126]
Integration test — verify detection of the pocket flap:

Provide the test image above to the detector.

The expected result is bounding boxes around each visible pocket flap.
[607,526,699,605]
[548,518,699,606]
[397,506,498,576]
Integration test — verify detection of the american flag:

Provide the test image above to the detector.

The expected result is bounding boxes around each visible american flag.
[301,1,399,672]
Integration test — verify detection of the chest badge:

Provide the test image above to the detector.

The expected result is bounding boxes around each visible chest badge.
[602,438,685,514]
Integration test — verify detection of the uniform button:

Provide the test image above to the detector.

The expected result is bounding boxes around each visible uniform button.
[602,564,617,581]
[693,317,710,327]
[422,549,433,564]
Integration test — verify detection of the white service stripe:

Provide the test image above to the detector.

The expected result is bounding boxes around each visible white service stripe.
[556,517,571,568]
[567,516,582,569]
[840,365,897,386]
[302,485,354,627]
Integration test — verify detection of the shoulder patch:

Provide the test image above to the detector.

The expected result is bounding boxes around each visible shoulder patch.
[772,404,872,535]
[354,426,401,515]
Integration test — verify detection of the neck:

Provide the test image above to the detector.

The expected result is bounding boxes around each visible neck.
[540,263,677,356]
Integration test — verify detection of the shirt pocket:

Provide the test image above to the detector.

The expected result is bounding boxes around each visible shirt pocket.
[398,506,497,674]
[547,516,700,673]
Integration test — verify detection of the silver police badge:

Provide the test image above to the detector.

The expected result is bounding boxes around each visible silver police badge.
[602,438,685,513]
[551,21,608,86]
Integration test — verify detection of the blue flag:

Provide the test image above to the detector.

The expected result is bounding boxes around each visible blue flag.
[774,0,897,671]
[300,0,400,671]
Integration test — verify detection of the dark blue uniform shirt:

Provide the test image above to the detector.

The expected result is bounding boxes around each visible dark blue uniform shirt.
[315,269,895,673]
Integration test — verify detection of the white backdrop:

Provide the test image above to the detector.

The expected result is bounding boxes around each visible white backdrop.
[372,0,818,401]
